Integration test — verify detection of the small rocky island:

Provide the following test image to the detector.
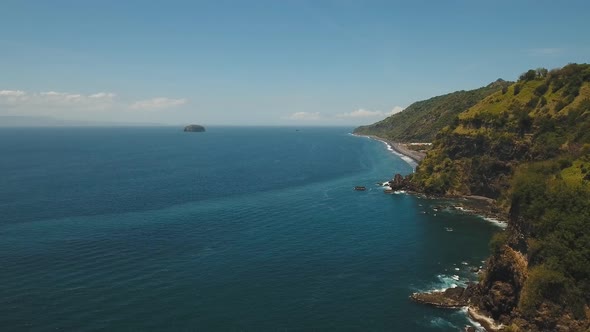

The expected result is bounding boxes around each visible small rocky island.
[183,124,206,132]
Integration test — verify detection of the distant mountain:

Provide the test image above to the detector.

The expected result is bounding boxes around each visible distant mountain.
[353,79,512,142]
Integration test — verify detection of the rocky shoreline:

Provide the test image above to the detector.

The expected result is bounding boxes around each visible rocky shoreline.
[385,173,508,225]
[410,286,504,331]
[356,132,512,330]
[378,150,510,331]
[410,286,472,308]
[356,134,507,223]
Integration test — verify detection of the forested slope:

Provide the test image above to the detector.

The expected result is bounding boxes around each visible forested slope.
[353,80,511,142]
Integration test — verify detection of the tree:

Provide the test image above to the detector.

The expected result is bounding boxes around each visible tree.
[516,109,532,136]
[534,83,549,96]
[520,69,537,81]
[536,68,548,78]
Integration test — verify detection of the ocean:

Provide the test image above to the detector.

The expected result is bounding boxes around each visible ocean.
[0,127,500,331]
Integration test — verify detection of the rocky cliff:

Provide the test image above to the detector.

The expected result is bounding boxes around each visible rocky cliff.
[394,64,590,331]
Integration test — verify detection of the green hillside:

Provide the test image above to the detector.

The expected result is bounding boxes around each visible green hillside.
[412,63,590,331]
[413,64,590,198]
[353,79,511,142]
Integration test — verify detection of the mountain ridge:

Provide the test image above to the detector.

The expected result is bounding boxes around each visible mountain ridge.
[353,79,512,142]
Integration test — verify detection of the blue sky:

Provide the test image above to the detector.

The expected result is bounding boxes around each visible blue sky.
[1,0,589,125]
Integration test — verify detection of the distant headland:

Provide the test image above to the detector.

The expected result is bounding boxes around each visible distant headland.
[183,124,205,132]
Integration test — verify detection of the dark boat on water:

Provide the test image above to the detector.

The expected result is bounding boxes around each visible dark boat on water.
[354,186,366,191]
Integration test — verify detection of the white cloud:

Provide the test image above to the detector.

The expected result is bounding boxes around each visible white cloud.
[129,97,187,110]
[0,90,26,97]
[0,90,29,104]
[387,106,404,115]
[287,111,321,121]
[89,92,116,99]
[0,90,117,107]
[38,91,116,105]
[336,109,383,118]
[0,90,188,114]
[336,106,404,118]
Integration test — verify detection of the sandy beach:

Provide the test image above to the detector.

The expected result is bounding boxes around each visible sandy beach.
[353,134,426,163]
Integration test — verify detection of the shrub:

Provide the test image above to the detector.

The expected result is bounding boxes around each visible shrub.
[557,158,573,170]
[516,109,532,136]
[563,94,575,106]
[519,265,567,316]
[526,96,540,109]
[539,96,547,107]
[555,100,566,112]
[552,79,565,92]
[534,83,549,96]
[514,84,521,95]
[489,231,509,253]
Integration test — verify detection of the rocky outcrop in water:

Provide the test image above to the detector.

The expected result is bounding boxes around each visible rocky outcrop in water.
[388,173,415,191]
[411,285,506,331]
[410,285,474,308]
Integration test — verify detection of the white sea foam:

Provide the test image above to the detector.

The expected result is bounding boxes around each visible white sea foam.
[460,307,486,332]
[451,205,508,229]
[376,138,417,168]
[426,274,468,292]
[351,134,417,167]
[455,206,473,213]
[480,216,508,229]
[394,190,406,194]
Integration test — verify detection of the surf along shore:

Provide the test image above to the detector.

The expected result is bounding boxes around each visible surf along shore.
[354,133,507,224]
[354,133,506,331]
[353,134,426,164]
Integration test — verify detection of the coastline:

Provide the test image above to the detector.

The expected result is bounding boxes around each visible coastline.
[351,132,508,226]
[351,133,425,164]
[354,130,509,330]
[468,306,503,331]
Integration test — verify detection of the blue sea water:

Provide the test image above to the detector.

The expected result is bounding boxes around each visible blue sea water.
[0,127,499,331]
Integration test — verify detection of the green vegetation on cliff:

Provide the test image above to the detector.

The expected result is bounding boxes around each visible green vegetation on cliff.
[513,163,590,319]
[411,63,590,331]
[353,79,511,142]
[412,63,590,198]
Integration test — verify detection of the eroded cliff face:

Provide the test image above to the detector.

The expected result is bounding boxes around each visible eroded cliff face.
[473,246,528,324]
